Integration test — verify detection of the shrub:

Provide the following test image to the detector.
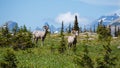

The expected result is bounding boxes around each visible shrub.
[74,45,94,68]
[0,49,18,68]
[96,44,117,68]
[12,31,34,50]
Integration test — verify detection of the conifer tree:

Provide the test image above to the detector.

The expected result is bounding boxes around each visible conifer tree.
[74,15,79,33]
[68,23,71,33]
[97,20,111,41]
[2,23,9,37]
[12,25,34,50]
[94,24,96,33]
[59,21,66,53]
[74,45,93,68]
[90,26,92,32]
[12,24,18,35]
[79,27,82,33]
[0,49,18,68]
[114,25,118,37]
[118,27,120,36]
[96,44,117,68]
[1,23,11,46]
[84,25,86,32]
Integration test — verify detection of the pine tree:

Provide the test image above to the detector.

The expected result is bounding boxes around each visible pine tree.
[1,23,12,46]
[74,15,79,33]
[84,25,86,32]
[96,44,117,68]
[79,27,82,33]
[108,25,111,36]
[118,27,120,36]
[114,25,118,37]
[94,24,96,33]
[90,26,92,32]
[0,49,18,68]
[74,45,94,68]
[2,23,9,37]
[12,24,18,35]
[68,23,71,33]
[97,20,111,41]
[12,25,34,50]
[59,21,66,54]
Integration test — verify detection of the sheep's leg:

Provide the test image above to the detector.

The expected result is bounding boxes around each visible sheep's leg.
[32,35,35,43]
[73,43,76,48]
[41,41,44,46]
[32,37,35,43]
[41,38,44,46]
[68,43,72,49]
[36,38,38,44]
[68,43,70,49]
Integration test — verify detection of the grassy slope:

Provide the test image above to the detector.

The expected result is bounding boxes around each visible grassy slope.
[0,33,120,68]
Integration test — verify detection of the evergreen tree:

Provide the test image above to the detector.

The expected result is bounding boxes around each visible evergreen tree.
[96,44,117,68]
[97,20,111,41]
[0,49,18,68]
[2,23,9,37]
[0,23,11,46]
[19,25,27,32]
[84,25,86,32]
[118,27,120,36]
[74,15,79,33]
[94,24,96,33]
[108,25,111,36]
[59,21,66,54]
[68,23,71,33]
[79,27,82,33]
[90,26,92,32]
[12,24,18,35]
[114,25,118,37]
[60,21,64,36]
[74,45,94,68]
[23,25,27,32]
[12,26,34,50]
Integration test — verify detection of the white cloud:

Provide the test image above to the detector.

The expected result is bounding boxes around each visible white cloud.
[55,12,89,25]
[78,0,120,6]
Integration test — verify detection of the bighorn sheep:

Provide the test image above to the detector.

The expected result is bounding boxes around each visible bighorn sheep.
[32,26,48,45]
[68,30,78,49]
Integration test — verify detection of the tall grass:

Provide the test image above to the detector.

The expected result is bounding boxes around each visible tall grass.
[0,34,120,68]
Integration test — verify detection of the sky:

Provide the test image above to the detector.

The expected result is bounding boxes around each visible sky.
[0,0,120,30]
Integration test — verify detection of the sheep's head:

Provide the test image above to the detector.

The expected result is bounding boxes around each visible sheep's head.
[71,30,78,36]
[43,25,49,31]
[75,31,78,36]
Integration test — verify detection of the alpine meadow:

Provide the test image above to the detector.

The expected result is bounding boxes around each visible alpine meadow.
[0,0,120,68]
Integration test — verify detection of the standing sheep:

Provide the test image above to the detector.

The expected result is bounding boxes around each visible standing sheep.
[32,26,49,46]
[68,30,78,49]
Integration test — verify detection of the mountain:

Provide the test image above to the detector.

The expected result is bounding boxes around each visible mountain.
[7,21,18,31]
[110,18,120,26]
[1,21,18,32]
[92,9,120,26]
[50,25,57,33]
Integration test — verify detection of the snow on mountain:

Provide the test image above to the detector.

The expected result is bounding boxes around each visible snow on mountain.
[92,10,120,27]
[110,18,120,26]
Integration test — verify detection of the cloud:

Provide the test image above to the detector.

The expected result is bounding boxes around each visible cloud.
[78,0,120,6]
[55,12,89,25]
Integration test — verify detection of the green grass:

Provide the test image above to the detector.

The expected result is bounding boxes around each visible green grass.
[0,34,120,68]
